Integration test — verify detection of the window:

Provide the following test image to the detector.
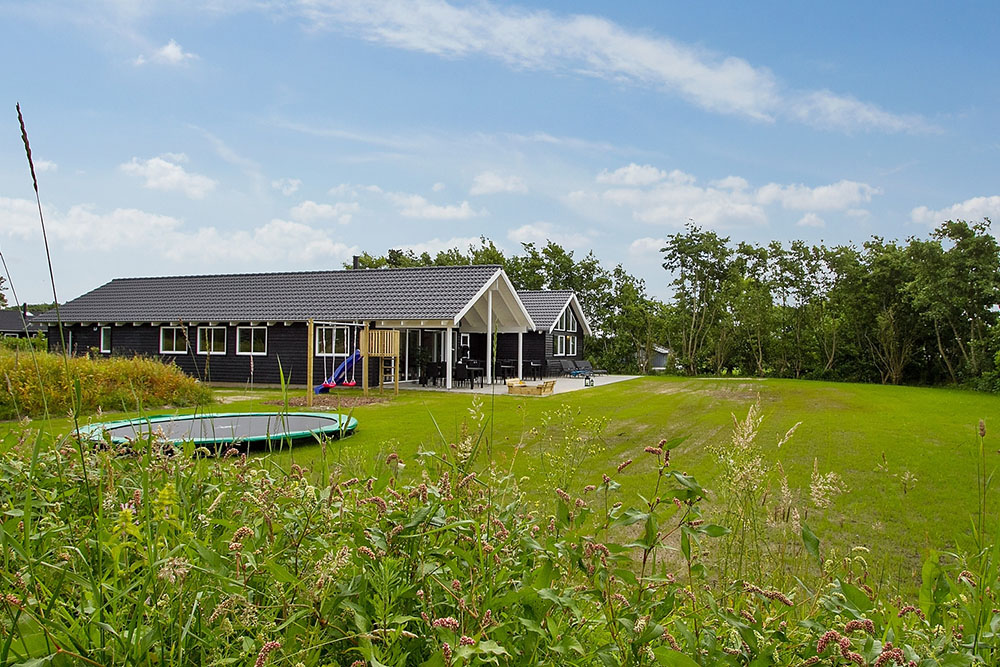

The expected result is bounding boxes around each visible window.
[568,310,577,332]
[100,326,111,354]
[237,326,267,355]
[459,332,470,358]
[160,326,187,354]
[552,334,565,356]
[556,311,566,331]
[316,326,349,356]
[197,326,227,355]
[567,335,577,356]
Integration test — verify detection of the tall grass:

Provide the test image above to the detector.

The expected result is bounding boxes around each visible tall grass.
[1,411,996,665]
[0,349,212,420]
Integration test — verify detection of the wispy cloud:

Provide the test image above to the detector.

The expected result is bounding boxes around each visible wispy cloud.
[796,212,826,228]
[120,154,217,199]
[388,192,485,219]
[135,39,197,66]
[470,171,527,196]
[911,195,1000,226]
[289,199,359,224]
[293,0,929,133]
[271,177,302,196]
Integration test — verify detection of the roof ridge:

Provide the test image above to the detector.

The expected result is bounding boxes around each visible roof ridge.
[111,264,504,283]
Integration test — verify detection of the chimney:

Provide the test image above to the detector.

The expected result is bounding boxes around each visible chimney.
[352,255,360,270]
[22,302,27,318]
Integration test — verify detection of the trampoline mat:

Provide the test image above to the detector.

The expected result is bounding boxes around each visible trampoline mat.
[101,414,349,443]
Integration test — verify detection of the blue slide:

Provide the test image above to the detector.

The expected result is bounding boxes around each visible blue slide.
[315,349,362,393]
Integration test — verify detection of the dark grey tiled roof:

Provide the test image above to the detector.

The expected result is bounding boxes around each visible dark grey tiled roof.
[35,265,504,324]
[517,290,574,330]
[0,310,41,334]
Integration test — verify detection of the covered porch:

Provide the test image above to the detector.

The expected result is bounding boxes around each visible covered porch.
[370,270,534,390]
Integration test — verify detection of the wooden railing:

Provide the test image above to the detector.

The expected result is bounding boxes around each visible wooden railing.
[363,329,399,357]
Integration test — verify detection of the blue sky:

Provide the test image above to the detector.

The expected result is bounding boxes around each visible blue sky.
[2,1,998,303]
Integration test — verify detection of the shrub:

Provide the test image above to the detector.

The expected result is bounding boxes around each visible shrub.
[0,348,212,419]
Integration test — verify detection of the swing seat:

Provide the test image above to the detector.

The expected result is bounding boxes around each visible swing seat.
[322,381,337,388]
[344,380,357,387]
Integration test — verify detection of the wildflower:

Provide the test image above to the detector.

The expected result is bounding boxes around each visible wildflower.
[584,484,596,493]
[959,570,976,587]
[873,642,906,667]
[575,498,586,508]
[3,594,22,608]
[844,619,875,634]
[359,496,388,514]
[451,579,461,593]
[980,419,987,438]
[898,605,926,620]
[157,557,192,584]
[386,452,399,464]
[617,459,632,473]
[810,459,846,509]
[817,630,843,654]
[645,446,663,456]
[602,473,611,484]
[342,477,359,487]
[254,641,281,667]
[611,593,629,607]
[661,629,680,651]
[481,609,493,627]
[349,662,365,667]
[459,635,475,646]
[357,546,377,560]
[433,616,460,631]
[442,642,453,664]
[457,473,476,489]
[634,615,649,633]
[555,488,571,503]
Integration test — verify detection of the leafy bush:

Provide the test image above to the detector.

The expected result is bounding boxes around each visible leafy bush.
[1,416,995,666]
[0,348,212,419]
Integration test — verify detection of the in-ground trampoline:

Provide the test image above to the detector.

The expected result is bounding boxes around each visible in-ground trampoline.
[79,412,358,449]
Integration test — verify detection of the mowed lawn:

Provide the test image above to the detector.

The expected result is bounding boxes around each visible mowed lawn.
[5,376,998,578]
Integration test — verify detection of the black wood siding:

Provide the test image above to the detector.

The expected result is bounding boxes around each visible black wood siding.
[50,323,390,388]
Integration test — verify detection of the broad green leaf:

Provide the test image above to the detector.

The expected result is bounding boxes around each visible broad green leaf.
[801,523,821,566]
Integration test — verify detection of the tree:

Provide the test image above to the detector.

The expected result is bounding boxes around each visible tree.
[661,224,736,375]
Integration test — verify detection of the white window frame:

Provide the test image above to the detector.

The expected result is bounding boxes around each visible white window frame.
[197,326,227,355]
[567,335,577,356]
[459,332,471,358]
[552,334,565,356]
[568,309,577,333]
[160,326,187,354]
[100,326,111,354]
[316,326,351,357]
[237,326,267,356]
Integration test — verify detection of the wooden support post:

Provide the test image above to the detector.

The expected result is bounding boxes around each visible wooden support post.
[362,322,369,397]
[306,319,314,407]
[394,330,400,395]
[517,331,523,381]
[486,289,493,384]
[445,326,453,390]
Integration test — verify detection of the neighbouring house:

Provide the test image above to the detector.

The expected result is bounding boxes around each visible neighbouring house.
[645,344,671,372]
[32,265,588,389]
[0,305,42,338]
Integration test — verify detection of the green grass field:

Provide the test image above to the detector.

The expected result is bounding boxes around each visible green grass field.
[5,376,997,580]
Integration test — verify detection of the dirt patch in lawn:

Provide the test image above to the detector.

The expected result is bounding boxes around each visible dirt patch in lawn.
[266,394,390,409]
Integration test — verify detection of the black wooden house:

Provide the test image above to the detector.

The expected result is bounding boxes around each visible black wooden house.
[33,265,578,389]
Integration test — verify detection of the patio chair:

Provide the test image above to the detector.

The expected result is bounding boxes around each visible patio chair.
[559,359,578,376]
[574,360,607,376]
[453,363,473,389]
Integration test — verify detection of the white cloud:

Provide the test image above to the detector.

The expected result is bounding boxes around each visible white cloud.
[796,212,826,228]
[0,197,181,248]
[403,236,484,256]
[469,171,528,196]
[910,196,1000,226]
[628,237,664,256]
[577,164,881,228]
[388,192,484,219]
[432,182,446,192]
[289,200,359,224]
[507,221,594,249]
[135,39,197,66]
[847,208,870,219]
[597,163,668,186]
[295,0,927,132]
[756,180,880,210]
[271,178,302,196]
[166,219,357,264]
[120,155,217,199]
[33,160,57,173]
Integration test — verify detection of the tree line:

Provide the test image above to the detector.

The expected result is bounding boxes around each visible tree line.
[354,218,1000,389]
